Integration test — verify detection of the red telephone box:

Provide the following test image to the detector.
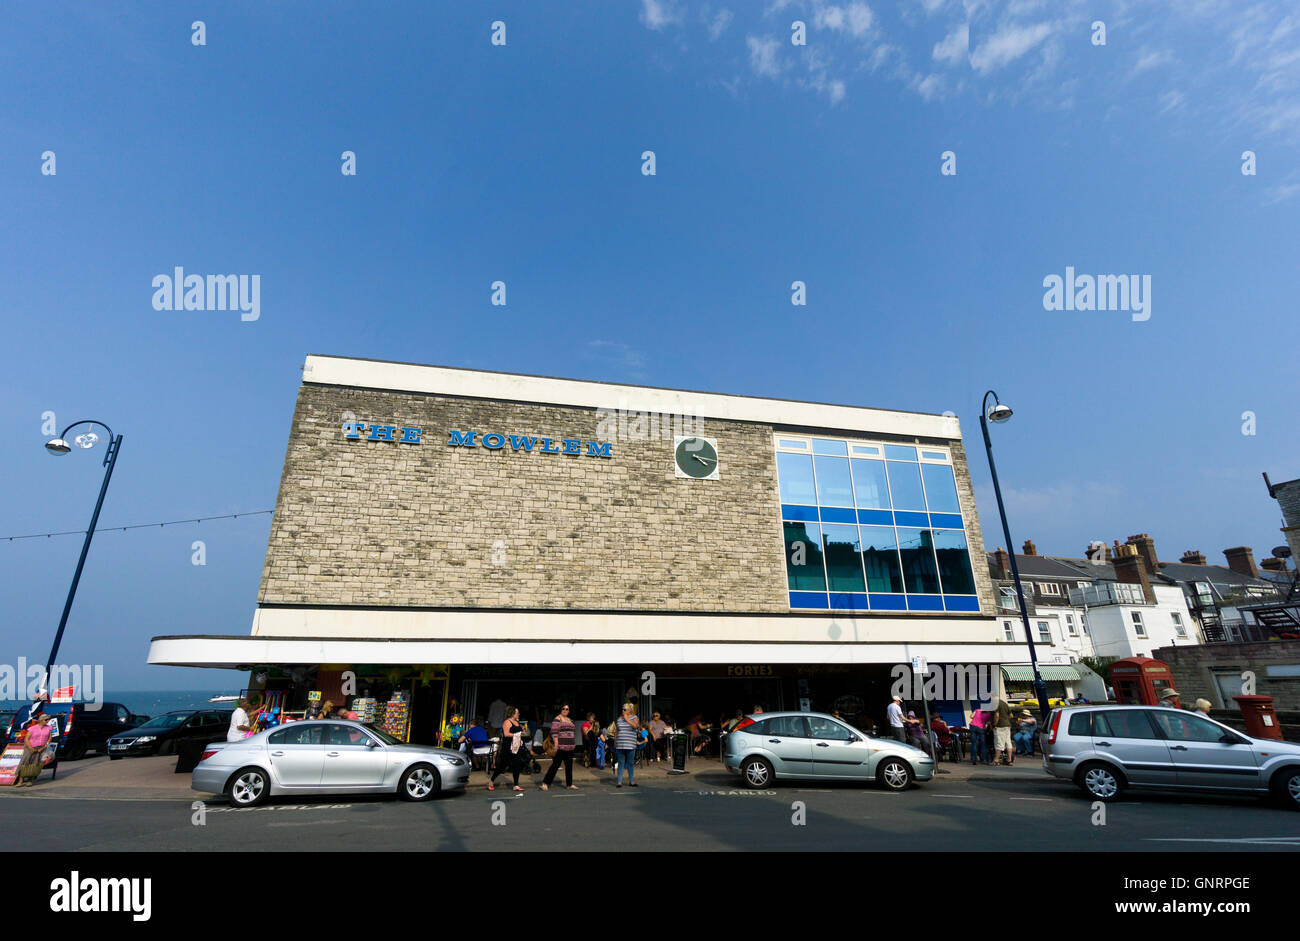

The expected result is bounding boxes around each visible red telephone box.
[1110,657,1175,705]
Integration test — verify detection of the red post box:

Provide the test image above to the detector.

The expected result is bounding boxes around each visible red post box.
[1233,694,1283,740]
[1109,657,1175,705]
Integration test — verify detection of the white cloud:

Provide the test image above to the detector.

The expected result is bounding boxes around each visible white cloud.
[915,73,945,99]
[747,35,784,77]
[933,23,969,64]
[640,0,681,30]
[969,21,1053,73]
[814,2,875,36]
[1159,89,1186,113]
[707,9,734,40]
[1133,47,1175,74]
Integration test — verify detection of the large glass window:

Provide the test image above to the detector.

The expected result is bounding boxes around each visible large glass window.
[920,463,960,514]
[859,525,904,593]
[821,523,866,592]
[933,529,976,595]
[897,528,940,594]
[784,522,825,591]
[850,458,890,509]
[886,461,926,510]
[813,455,854,507]
[777,452,817,505]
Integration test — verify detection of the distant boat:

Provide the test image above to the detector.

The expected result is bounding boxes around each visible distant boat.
[208,695,240,703]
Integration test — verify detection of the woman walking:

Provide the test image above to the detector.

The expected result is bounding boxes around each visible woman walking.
[968,707,990,765]
[613,702,640,788]
[582,712,599,768]
[540,704,579,791]
[15,714,55,787]
[487,706,527,792]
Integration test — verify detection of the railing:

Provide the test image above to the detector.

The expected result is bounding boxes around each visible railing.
[1068,583,1147,607]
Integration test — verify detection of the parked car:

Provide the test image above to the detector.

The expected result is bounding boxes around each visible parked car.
[1042,704,1300,809]
[3,702,147,760]
[192,719,470,806]
[723,711,935,791]
[107,709,234,758]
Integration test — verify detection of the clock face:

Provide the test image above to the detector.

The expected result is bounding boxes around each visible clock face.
[674,436,719,479]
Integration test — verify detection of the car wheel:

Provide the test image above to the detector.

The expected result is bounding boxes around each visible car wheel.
[1077,762,1124,802]
[876,758,914,792]
[63,740,87,761]
[227,767,270,807]
[400,763,440,801]
[1270,767,1300,810]
[741,756,774,789]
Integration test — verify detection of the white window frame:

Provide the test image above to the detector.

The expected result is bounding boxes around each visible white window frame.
[1036,620,1052,643]
[1065,613,1077,636]
[1171,612,1186,638]
[1130,610,1147,637]
[1040,582,1061,596]
[1002,620,1015,641]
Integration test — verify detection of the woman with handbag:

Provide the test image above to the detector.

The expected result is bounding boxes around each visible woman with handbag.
[487,706,527,792]
[15,714,55,787]
[540,704,579,791]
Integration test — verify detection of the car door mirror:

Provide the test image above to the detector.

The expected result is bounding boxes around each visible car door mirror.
[365,738,380,748]
[1219,733,1243,745]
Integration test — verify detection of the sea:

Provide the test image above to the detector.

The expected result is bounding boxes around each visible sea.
[0,690,239,717]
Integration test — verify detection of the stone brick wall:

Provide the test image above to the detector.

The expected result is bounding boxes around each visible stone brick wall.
[258,382,995,615]
[1157,640,1300,712]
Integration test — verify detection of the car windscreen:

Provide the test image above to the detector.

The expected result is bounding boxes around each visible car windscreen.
[137,713,194,730]
[363,725,404,746]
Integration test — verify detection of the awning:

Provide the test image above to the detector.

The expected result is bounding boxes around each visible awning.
[1002,665,1080,682]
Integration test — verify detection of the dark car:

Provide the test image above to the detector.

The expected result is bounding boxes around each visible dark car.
[3,702,147,761]
[107,709,233,758]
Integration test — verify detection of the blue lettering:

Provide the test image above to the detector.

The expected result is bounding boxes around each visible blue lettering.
[507,435,537,452]
[587,441,613,458]
[538,438,560,453]
[561,439,581,455]
[482,433,505,450]
[368,425,397,442]
[447,430,478,448]
[398,427,422,445]
[342,422,367,439]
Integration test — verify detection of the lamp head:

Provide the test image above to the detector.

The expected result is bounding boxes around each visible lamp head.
[987,403,1014,424]
[45,438,71,455]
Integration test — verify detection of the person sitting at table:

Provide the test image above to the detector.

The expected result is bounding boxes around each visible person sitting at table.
[903,711,927,750]
[687,715,709,755]
[1013,710,1038,756]
[930,715,953,757]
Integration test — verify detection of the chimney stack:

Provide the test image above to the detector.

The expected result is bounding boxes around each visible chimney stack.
[1223,546,1259,578]
[992,547,1011,578]
[1180,549,1206,566]
[1113,543,1156,603]
[1261,557,1288,573]
[1125,533,1159,574]
[1022,540,1037,556]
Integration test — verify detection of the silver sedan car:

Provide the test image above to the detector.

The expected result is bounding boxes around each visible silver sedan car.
[723,711,935,790]
[192,719,470,806]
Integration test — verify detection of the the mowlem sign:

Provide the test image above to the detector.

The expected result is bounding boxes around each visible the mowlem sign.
[342,422,613,458]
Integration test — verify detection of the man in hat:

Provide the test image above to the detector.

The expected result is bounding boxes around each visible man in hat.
[1013,709,1038,756]
[886,695,906,742]
[1158,688,1182,709]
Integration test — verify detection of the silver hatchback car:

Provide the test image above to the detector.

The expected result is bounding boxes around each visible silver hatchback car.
[723,711,935,791]
[1042,704,1300,809]
[192,719,470,806]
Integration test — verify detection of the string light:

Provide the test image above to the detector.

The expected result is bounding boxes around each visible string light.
[3,510,273,542]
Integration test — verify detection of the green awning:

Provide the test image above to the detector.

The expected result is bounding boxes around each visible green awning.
[1002,665,1080,682]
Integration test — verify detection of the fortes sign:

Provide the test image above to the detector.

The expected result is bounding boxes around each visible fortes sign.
[342,422,613,458]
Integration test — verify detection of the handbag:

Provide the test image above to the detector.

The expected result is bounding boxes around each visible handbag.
[543,736,557,758]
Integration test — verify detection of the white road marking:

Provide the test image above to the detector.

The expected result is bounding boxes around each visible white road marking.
[1144,836,1300,845]
[1009,797,1053,801]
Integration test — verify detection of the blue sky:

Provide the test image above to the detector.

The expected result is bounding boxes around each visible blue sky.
[2,0,1298,690]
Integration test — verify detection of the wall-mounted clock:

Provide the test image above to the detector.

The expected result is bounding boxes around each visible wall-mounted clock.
[674,436,719,480]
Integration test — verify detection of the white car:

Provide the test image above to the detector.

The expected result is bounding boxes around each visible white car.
[192,719,470,806]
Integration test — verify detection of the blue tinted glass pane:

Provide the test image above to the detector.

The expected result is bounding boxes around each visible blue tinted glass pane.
[850,458,889,508]
[930,512,963,528]
[944,595,981,612]
[782,504,819,522]
[921,450,947,461]
[789,591,829,609]
[857,509,893,525]
[921,463,960,514]
[777,452,816,505]
[819,506,857,523]
[778,439,808,449]
[907,595,944,612]
[869,594,908,611]
[821,523,865,592]
[812,438,848,456]
[884,445,918,461]
[784,522,826,592]
[859,525,904,593]
[886,461,925,509]
[933,529,976,595]
[897,527,941,594]
[894,510,929,527]
[813,455,854,506]
[829,593,870,611]
[850,445,881,456]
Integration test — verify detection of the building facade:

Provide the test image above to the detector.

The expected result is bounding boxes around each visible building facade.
[149,355,1027,737]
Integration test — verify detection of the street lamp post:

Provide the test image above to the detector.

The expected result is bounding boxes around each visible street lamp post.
[42,420,124,688]
[979,391,1049,723]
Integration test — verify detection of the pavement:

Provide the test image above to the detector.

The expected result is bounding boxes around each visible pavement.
[0,749,1048,802]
